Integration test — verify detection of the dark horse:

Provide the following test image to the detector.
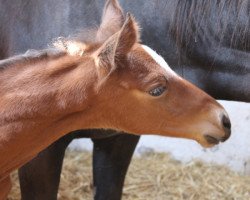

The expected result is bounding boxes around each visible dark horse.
[0,0,249,199]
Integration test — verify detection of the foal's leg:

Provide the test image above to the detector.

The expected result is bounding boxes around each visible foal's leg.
[92,134,140,200]
[18,134,73,200]
[0,176,11,200]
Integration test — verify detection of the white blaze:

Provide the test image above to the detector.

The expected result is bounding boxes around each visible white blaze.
[142,45,177,77]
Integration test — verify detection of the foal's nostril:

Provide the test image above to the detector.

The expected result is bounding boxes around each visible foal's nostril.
[222,114,231,130]
[221,114,231,141]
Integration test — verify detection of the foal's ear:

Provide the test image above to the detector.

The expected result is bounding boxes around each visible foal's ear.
[96,0,125,42]
[95,14,139,79]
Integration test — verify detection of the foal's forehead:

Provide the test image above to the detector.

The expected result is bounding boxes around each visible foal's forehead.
[138,45,176,76]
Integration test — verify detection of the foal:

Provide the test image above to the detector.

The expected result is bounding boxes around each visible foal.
[0,14,230,199]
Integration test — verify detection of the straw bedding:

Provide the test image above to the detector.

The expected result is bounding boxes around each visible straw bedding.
[8,150,250,200]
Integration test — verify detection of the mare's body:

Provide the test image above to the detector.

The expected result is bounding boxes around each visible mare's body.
[0,0,248,199]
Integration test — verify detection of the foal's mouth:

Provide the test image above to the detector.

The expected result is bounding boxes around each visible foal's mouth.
[204,135,227,145]
[204,135,220,145]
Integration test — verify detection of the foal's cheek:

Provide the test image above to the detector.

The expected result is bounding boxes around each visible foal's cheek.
[129,92,162,113]
[116,89,169,122]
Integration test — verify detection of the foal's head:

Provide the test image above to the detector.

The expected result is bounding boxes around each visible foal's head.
[57,0,231,147]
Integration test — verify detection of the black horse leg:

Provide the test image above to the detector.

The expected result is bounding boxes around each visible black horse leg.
[92,134,140,200]
[19,131,139,200]
[18,134,74,200]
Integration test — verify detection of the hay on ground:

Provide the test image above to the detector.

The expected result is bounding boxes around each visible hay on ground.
[8,150,250,200]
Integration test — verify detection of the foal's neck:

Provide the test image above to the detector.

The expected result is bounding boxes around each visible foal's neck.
[0,53,96,124]
[0,52,99,179]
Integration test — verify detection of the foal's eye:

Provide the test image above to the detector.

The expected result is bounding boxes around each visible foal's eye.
[149,86,166,97]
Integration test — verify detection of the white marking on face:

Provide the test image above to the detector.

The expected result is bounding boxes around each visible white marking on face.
[142,45,177,77]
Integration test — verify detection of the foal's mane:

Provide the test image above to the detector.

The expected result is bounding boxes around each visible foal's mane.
[169,0,250,51]
[0,29,99,71]
[0,49,67,71]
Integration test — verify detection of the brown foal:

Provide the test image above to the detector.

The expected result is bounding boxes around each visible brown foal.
[0,0,230,199]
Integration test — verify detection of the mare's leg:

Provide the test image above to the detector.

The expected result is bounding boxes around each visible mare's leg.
[92,134,140,200]
[18,134,74,200]
[0,176,11,200]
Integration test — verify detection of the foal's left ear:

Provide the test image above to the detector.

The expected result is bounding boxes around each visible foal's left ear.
[95,14,139,79]
[96,0,125,42]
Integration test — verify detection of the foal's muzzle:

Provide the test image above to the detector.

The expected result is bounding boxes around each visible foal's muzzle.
[204,114,231,145]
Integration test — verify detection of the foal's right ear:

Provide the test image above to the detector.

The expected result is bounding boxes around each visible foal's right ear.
[95,14,139,79]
